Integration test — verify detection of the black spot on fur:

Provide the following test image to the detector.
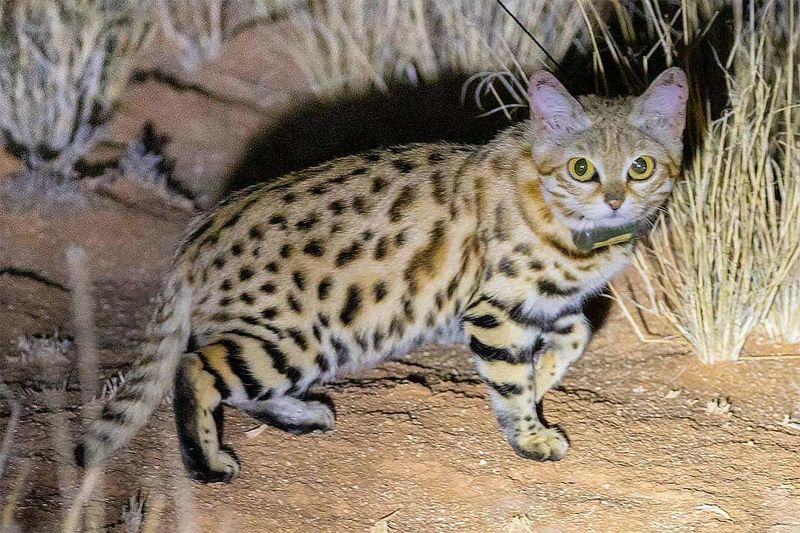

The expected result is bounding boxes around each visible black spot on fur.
[374,236,388,260]
[335,241,363,267]
[269,214,287,227]
[392,159,415,173]
[296,212,320,231]
[261,307,279,320]
[239,267,254,281]
[339,285,362,325]
[428,151,445,164]
[260,282,276,294]
[469,337,517,362]
[373,281,388,302]
[249,225,263,240]
[318,277,332,300]
[529,260,545,271]
[213,257,226,270]
[372,328,385,351]
[308,183,327,195]
[464,314,501,328]
[303,240,325,257]
[352,196,367,214]
[265,261,279,273]
[231,242,243,256]
[538,279,579,297]
[280,244,293,258]
[430,170,447,205]
[331,337,350,366]
[292,271,306,291]
[315,352,330,373]
[371,177,386,193]
[389,186,416,222]
[488,382,523,397]
[282,192,297,203]
[287,328,309,351]
[513,244,532,256]
[328,200,346,215]
[498,257,518,278]
[240,292,255,305]
[220,279,232,291]
[287,293,303,313]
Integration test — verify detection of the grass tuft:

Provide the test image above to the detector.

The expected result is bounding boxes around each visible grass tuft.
[0,0,152,181]
[282,0,589,97]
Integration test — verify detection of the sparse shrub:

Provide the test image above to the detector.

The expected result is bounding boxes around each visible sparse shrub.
[0,0,153,184]
[632,1,800,362]
[158,0,303,72]
[12,330,73,365]
[283,0,589,96]
[119,121,177,186]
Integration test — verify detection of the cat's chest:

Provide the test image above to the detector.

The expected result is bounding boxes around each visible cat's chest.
[484,243,631,316]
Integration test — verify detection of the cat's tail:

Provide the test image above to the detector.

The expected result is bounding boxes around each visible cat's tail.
[75,265,193,468]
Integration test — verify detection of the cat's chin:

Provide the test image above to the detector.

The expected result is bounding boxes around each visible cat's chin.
[562,216,635,233]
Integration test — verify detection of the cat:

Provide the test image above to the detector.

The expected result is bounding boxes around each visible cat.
[76,68,687,482]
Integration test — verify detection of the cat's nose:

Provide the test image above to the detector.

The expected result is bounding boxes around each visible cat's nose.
[606,198,623,210]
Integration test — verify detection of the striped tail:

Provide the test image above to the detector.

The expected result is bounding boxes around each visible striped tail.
[75,267,193,468]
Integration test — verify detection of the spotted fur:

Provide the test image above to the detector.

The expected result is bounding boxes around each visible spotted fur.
[76,69,687,481]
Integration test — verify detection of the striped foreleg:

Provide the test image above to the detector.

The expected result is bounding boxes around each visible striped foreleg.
[533,313,591,402]
[464,299,567,461]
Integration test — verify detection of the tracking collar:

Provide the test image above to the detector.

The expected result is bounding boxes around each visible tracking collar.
[571,221,649,253]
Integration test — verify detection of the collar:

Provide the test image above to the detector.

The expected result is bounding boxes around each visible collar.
[571,222,648,253]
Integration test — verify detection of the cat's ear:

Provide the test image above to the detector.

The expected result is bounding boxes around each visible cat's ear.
[527,71,590,134]
[629,67,688,141]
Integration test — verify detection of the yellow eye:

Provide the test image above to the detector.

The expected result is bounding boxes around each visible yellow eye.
[567,157,596,182]
[628,156,656,180]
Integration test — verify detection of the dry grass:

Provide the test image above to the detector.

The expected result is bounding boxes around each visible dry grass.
[0,0,152,180]
[158,0,302,72]
[634,0,800,362]
[762,0,800,343]
[282,0,589,97]
[473,1,800,361]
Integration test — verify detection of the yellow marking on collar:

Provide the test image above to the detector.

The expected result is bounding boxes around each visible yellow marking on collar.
[591,232,635,250]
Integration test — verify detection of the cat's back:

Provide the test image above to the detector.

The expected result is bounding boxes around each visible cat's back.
[176,142,480,337]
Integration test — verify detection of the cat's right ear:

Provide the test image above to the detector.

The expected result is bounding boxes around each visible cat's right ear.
[527,71,590,134]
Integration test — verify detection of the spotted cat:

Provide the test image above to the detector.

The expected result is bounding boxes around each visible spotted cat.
[76,68,687,482]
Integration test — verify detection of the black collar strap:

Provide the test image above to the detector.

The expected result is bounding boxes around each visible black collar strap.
[571,222,647,253]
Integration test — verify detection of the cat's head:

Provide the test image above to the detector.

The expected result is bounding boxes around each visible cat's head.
[527,68,688,231]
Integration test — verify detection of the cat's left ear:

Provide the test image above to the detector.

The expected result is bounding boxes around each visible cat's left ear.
[629,67,688,141]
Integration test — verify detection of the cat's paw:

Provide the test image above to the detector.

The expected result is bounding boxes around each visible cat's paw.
[187,449,241,483]
[511,427,568,461]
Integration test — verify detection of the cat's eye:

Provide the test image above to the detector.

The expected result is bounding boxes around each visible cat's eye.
[628,156,656,180]
[567,157,596,182]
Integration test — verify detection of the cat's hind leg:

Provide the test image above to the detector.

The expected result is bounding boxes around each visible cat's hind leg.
[174,352,240,483]
[242,395,335,434]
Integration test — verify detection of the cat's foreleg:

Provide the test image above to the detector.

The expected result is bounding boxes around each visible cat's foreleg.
[534,313,591,402]
[464,300,568,461]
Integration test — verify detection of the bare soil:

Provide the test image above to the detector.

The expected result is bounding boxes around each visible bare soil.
[1,24,799,533]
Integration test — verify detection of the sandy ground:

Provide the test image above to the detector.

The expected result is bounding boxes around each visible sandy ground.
[1,23,800,533]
